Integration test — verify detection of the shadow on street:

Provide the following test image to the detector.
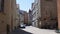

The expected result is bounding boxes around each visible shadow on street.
[10,29,32,34]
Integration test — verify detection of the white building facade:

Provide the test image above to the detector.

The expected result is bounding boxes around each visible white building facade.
[32,0,41,27]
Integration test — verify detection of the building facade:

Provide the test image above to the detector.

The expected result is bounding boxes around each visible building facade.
[32,2,37,27]
[32,0,57,29]
[0,0,7,34]
[6,0,17,32]
[40,0,57,29]
[36,0,41,28]
[24,11,28,25]
[0,0,17,34]
[57,0,60,32]
[15,4,20,28]
[28,10,32,25]
[32,0,41,27]
[19,10,25,25]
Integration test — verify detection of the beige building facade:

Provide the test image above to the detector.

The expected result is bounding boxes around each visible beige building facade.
[40,0,57,29]
[57,0,60,32]
[15,4,20,28]
[32,0,57,29]
[0,0,16,34]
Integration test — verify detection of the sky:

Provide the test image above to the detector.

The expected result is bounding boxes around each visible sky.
[16,0,34,12]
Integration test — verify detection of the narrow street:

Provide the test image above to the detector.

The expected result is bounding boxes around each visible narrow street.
[22,26,57,34]
[1,0,60,34]
[11,26,58,34]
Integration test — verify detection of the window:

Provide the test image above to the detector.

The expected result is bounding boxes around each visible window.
[0,0,4,12]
